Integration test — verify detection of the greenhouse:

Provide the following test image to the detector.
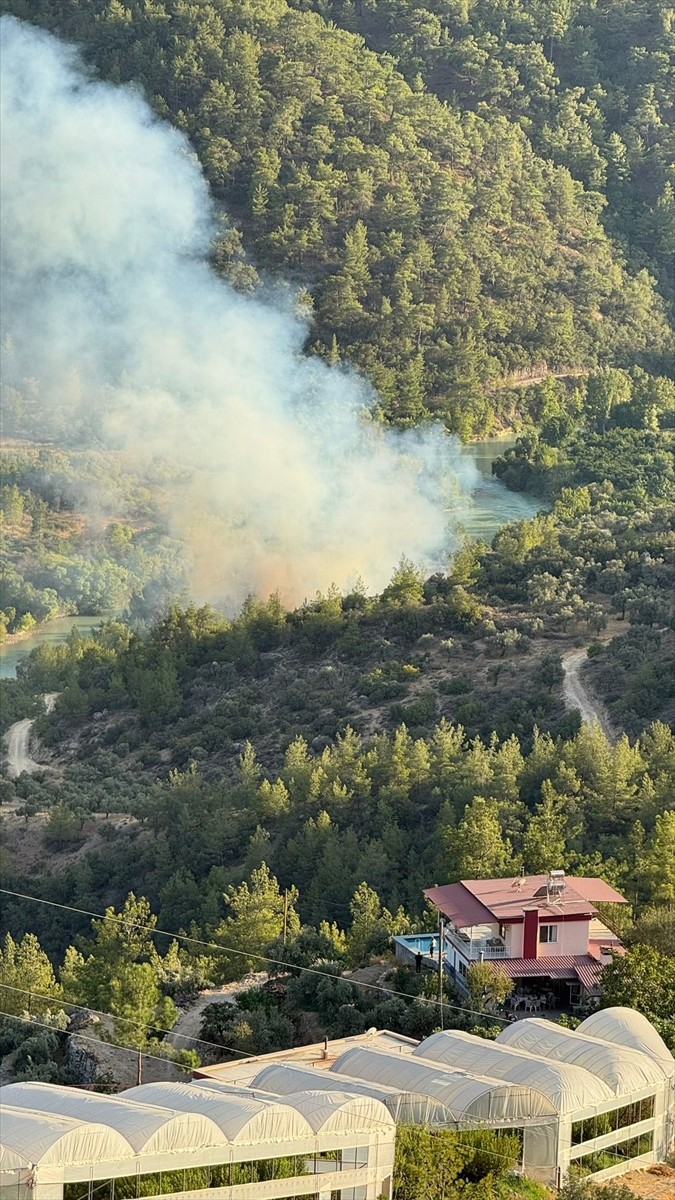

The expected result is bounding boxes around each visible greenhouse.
[330,1046,558,1125]
[413,1022,674,1183]
[496,1019,671,1094]
[1,1009,673,1196]
[413,1029,615,1114]
[578,1007,675,1072]
[0,1081,396,1200]
[253,1061,454,1126]
[1,1084,223,1155]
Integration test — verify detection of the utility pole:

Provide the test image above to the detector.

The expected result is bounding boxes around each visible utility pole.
[282,889,289,946]
[437,913,445,1031]
[136,1047,142,1087]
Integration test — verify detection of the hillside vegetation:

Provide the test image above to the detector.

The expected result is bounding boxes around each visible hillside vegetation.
[1,0,672,435]
[0,446,187,639]
[2,395,673,963]
[0,0,674,1139]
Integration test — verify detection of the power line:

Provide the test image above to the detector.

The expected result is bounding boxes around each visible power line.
[0,1011,192,1075]
[0,983,253,1059]
[0,886,512,1026]
[0,1012,531,1171]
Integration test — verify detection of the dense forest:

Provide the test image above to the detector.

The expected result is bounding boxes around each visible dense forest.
[0,0,673,435]
[0,0,674,1182]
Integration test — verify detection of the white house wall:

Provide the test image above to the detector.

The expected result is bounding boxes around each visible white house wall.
[537,921,589,958]
[505,924,523,957]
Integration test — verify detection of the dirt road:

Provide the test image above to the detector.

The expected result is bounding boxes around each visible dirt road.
[562,647,614,739]
[166,973,269,1051]
[3,692,59,778]
[4,718,42,778]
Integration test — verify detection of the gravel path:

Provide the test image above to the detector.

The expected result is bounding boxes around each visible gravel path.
[562,647,614,739]
[4,717,42,778]
[3,692,59,778]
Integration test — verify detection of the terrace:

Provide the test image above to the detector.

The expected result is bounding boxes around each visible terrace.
[445,924,507,960]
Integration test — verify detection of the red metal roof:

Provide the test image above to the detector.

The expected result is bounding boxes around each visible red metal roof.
[588,939,625,960]
[489,956,585,980]
[463,876,598,920]
[567,877,628,905]
[423,882,495,928]
[425,875,627,926]
[574,960,603,995]
[487,954,606,994]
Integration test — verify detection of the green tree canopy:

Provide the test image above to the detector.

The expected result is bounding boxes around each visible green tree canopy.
[214,864,300,980]
[0,933,62,1018]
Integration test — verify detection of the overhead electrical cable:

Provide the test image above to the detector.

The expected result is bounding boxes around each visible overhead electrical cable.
[0,885,511,1025]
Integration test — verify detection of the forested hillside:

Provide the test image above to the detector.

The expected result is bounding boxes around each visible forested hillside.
[2,390,673,961]
[1,0,672,434]
[293,0,675,300]
[0,446,187,638]
[1,0,674,1114]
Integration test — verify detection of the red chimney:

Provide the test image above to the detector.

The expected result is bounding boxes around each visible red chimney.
[523,908,539,959]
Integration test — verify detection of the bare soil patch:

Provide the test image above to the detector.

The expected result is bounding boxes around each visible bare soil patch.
[603,1166,675,1200]
[166,973,268,1051]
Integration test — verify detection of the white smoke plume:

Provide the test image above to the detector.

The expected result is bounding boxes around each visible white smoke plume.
[0,16,479,607]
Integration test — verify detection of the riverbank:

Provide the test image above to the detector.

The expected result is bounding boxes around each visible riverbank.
[0,615,105,679]
[1,615,78,647]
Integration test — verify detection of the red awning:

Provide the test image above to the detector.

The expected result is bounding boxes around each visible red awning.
[574,960,603,996]
[487,954,603,982]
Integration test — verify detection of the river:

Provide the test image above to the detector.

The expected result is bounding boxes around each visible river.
[456,436,540,541]
[0,616,105,680]
[0,440,539,680]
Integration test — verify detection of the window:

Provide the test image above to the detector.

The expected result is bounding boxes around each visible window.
[571,1096,656,1145]
[570,1131,653,1176]
[539,924,558,943]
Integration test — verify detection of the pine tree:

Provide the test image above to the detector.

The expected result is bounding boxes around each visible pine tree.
[214,864,300,980]
[447,796,513,878]
[643,812,675,903]
[0,933,62,1017]
[522,782,569,874]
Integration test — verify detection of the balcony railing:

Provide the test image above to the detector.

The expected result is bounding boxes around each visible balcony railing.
[446,928,507,961]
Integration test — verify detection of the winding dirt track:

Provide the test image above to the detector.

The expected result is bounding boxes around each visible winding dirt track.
[3,692,59,778]
[562,647,614,739]
[166,973,268,1050]
[4,718,42,778]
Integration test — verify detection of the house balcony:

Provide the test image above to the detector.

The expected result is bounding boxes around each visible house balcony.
[446,927,508,961]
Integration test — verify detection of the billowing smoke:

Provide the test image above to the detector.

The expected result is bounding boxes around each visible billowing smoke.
[0,16,478,607]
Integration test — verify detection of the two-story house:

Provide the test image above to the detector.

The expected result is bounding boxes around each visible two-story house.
[420,871,627,1005]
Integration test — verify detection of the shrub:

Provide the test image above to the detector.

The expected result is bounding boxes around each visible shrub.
[460,1129,522,1181]
[439,675,472,695]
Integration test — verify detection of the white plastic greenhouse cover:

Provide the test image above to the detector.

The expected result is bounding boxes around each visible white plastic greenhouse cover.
[0,1107,133,1170]
[281,1090,394,1135]
[413,1031,614,1114]
[0,1083,223,1154]
[496,1018,667,1093]
[251,1062,450,1126]
[331,1047,558,1125]
[578,1008,675,1076]
[123,1081,314,1145]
